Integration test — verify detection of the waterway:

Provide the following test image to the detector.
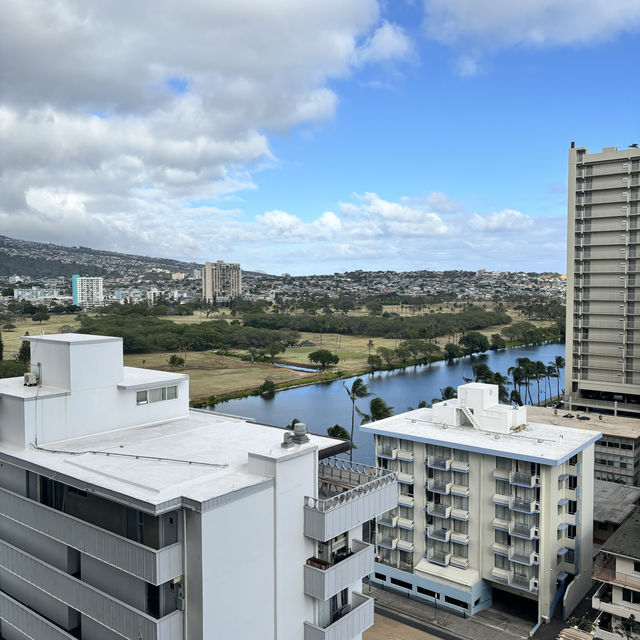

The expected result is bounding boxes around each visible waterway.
[211,342,565,465]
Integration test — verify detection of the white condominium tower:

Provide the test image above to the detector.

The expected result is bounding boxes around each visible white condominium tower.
[201,260,242,303]
[566,144,640,416]
[362,383,599,630]
[71,275,104,307]
[0,333,396,639]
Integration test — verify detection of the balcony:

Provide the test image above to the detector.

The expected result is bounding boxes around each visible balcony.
[451,484,469,497]
[376,446,397,460]
[493,493,510,507]
[426,479,452,495]
[427,456,451,471]
[451,459,469,473]
[450,556,469,569]
[451,507,469,521]
[491,567,509,582]
[304,459,397,542]
[397,472,414,485]
[426,525,451,543]
[304,540,374,600]
[376,534,398,550]
[426,550,451,566]
[509,471,541,488]
[508,547,538,566]
[493,468,510,481]
[397,449,414,462]
[397,540,414,553]
[508,572,538,592]
[0,591,77,640]
[450,531,469,545]
[0,539,182,640]
[426,502,451,518]
[591,583,640,620]
[0,487,182,585]
[492,517,510,532]
[397,494,414,508]
[509,497,539,513]
[377,513,398,528]
[492,542,508,556]
[304,592,374,640]
[509,522,538,539]
[397,517,414,530]
[593,555,640,589]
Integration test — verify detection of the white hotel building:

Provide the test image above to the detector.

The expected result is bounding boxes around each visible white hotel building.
[362,383,599,628]
[0,334,396,640]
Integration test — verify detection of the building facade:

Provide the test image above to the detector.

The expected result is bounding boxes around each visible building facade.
[362,383,599,629]
[592,507,640,639]
[0,333,396,639]
[202,260,242,303]
[566,144,640,416]
[71,275,104,307]
[13,287,60,301]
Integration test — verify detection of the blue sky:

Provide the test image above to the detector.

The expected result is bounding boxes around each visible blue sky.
[1,1,639,274]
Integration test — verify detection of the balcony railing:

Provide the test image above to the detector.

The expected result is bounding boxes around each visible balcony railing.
[509,471,540,488]
[0,591,77,640]
[0,486,182,585]
[397,494,414,508]
[397,540,414,553]
[593,555,640,589]
[509,522,538,539]
[509,497,539,513]
[426,550,451,566]
[426,525,451,543]
[304,459,397,542]
[397,472,414,485]
[376,534,398,550]
[493,468,510,481]
[377,513,398,528]
[426,502,451,518]
[304,540,374,601]
[451,484,469,497]
[0,539,182,640]
[451,459,469,473]
[304,592,374,640]
[397,517,414,530]
[427,456,451,471]
[508,547,538,566]
[450,507,469,521]
[508,572,538,592]
[426,479,452,494]
[450,531,469,545]
[397,449,414,462]
[376,446,397,460]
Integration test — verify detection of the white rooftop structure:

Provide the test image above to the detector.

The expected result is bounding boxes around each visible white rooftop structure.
[0,333,396,639]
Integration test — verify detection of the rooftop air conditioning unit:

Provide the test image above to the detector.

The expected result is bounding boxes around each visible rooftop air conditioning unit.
[23,372,38,387]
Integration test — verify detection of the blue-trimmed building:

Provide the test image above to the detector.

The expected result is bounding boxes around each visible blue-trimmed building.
[362,382,600,631]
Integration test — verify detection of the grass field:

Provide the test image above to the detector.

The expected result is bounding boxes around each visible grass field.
[1,315,81,357]
[123,350,316,399]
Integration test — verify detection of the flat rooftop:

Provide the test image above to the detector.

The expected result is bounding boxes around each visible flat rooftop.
[527,406,640,440]
[601,506,640,560]
[23,333,121,345]
[361,405,600,466]
[0,409,345,513]
[594,480,640,525]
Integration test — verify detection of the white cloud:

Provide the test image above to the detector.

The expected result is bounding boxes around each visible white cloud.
[469,209,534,232]
[0,0,412,257]
[424,0,640,48]
[353,21,412,65]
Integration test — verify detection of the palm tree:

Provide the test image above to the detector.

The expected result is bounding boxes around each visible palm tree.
[359,397,394,424]
[367,339,374,356]
[491,372,511,403]
[546,364,558,402]
[432,385,457,405]
[327,424,356,449]
[510,389,523,406]
[472,363,494,383]
[343,378,372,461]
[516,357,535,404]
[533,360,547,405]
[553,355,565,397]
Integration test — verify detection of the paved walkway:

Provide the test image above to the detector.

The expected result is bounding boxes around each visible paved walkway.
[364,613,440,640]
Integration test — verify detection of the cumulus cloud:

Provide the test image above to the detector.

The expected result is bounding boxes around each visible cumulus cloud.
[0,0,411,258]
[424,0,640,48]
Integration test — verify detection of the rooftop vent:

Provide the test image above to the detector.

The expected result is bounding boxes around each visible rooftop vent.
[292,422,309,444]
[23,372,38,387]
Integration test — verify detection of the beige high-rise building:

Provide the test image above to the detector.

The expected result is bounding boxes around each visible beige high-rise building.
[566,144,640,417]
[202,260,242,303]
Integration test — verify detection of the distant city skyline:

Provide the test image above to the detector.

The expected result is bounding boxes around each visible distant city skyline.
[1,1,639,275]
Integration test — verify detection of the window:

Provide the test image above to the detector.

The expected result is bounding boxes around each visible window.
[634,561,640,573]
[566,549,575,564]
[374,572,386,581]
[390,577,413,590]
[445,595,468,609]
[623,588,640,604]
[597,522,608,531]
[137,385,178,405]
[417,586,437,598]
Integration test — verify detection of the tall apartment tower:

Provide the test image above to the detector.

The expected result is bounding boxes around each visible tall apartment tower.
[566,144,640,416]
[0,334,396,639]
[202,260,242,303]
[362,383,599,627]
[71,275,104,307]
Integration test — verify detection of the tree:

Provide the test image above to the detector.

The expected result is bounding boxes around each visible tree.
[376,346,395,366]
[459,332,489,355]
[17,340,30,365]
[32,311,50,324]
[308,349,339,368]
[553,355,565,397]
[490,333,506,350]
[432,386,457,404]
[533,360,547,405]
[444,343,462,360]
[343,378,372,462]
[267,342,285,361]
[359,397,394,423]
[367,354,383,372]
[259,379,276,396]
[326,424,356,449]
[367,339,374,356]
[167,354,185,370]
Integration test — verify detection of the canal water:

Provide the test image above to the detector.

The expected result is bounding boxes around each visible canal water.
[211,342,565,465]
